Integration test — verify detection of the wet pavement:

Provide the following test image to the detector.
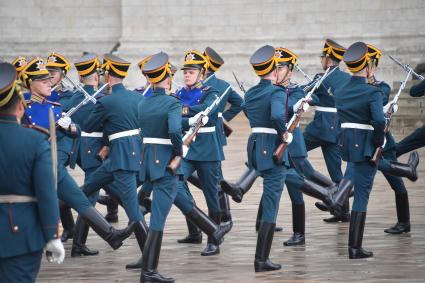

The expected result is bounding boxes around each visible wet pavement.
[38,114,425,282]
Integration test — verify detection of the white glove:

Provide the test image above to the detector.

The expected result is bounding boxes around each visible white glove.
[293,98,310,112]
[283,132,293,144]
[57,116,72,130]
[383,102,398,114]
[45,239,65,264]
[188,112,209,126]
[182,145,189,157]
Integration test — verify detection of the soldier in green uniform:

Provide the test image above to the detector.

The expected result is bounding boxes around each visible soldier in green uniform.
[138,51,180,283]
[0,62,65,283]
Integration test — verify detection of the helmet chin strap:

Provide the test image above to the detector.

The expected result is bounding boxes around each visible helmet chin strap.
[276,68,289,86]
[189,68,204,89]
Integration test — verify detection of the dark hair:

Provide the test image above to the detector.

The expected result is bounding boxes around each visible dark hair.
[0,93,20,114]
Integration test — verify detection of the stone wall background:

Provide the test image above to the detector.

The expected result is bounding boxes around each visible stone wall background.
[1,0,424,133]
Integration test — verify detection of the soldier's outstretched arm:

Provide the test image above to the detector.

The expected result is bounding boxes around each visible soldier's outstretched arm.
[33,138,60,242]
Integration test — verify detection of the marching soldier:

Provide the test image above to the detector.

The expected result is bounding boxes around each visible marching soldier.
[138,51,180,283]
[303,39,354,222]
[335,42,386,259]
[20,57,135,254]
[366,44,419,234]
[180,47,244,242]
[174,50,227,256]
[245,45,290,272]
[79,53,149,266]
[46,52,77,107]
[67,53,107,257]
[0,62,65,282]
[273,47,353,246]
[126,52,229,269]
[202,47,243,229]
[45,52,77,242]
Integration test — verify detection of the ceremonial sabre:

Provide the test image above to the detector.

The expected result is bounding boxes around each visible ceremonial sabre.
[46,108,58,262]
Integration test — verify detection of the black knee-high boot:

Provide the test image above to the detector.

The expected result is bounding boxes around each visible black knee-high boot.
[140,230,174,283]
[386,151,419,181]
[176,217,202,244]
[201,211,221,256]
[81,207,135,250]
[126,219,149,269]
[323,199,350,223]
[97,194,119,223]
[184,206,226,253]
[254,222,281,272]
[219,190,233,233]
[384,192,410,234]
[283,203,305,246]
[220,167,258,203]
[348,211,373,259]
[60,201,75,242]
[299,178,352,217]
[71,216,99,257]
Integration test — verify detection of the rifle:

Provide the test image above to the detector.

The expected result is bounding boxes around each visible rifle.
[388,55,424,81]
[371,68,413,165]
[62,74,97,103]
[295,64,313,82]
[167,86,231,174]
[273,66,336,162]
[62,83,108,118]
[232,71,246,94]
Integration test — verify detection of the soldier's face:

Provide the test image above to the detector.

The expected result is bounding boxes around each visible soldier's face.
[183,69,200,86]
[276,66,290,84]
[49,70,62,86]
[31,79,52,97]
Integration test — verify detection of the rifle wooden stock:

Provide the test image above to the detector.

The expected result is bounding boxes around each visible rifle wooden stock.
[273,142,289,163]
[167,119,204,174]
[371,117,392,165]
[223,120,233,137]
[272,105,305,163]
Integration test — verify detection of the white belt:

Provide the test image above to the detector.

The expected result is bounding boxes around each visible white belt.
[108,129,140,141]
[316,106,337,113]
[143,138,172,145]
[218,112,223,118]
[341,123,374,130]
[197,126,216,133]
[0,195,37,203]
[251,127,277,134]
[81,131,103,138]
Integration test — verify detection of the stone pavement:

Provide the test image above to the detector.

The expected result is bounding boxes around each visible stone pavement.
[38,114,425,282]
